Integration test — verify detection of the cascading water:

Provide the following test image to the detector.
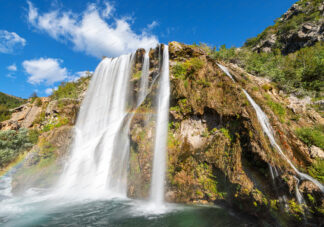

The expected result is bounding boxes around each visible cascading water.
[56,54,135,197]
[137,51,150,105]
[54,44,170,202]
[243,90,324,192]
[149,45,170,205]
[217,64,324,193]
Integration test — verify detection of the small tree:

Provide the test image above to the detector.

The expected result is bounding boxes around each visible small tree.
[30,92,38,99]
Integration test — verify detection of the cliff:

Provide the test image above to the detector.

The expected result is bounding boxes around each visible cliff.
[245,0,324,54]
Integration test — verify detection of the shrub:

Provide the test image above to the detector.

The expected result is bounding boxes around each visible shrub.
[51,72,91,100]
[34,98,42,107]
[264,94,286,122]
[172,57,205,80]
[0,105,10,122]
[211,42,324,95]
[296,126,324,149]
[0,129,33,168]
[308,159,324,183]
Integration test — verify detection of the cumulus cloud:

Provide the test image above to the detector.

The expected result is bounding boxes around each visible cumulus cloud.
[22,58,68,85]
[7,63,17,71]
[0,30,26,54]
[45,87,58,95]
[27,1,158,58]
[67,70,92,82]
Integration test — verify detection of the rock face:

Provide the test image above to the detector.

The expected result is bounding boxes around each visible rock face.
[127,42,324,226]
[0,98,48,130]
[248,0,324,54]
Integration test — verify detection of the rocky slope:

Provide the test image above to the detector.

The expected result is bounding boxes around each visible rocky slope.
[0,77,90,193]
[245,0,324,54]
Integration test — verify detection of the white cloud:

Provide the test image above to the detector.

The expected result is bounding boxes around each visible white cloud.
[27,1,158,58]
[0,30,26,54]
[45,87,57,95]
[22,58,68,85]
[67,70,92,82]
[7,63,17,71]
[147,21,158,30]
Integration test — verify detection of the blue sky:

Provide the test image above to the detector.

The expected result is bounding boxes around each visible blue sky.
[0,0,296,98]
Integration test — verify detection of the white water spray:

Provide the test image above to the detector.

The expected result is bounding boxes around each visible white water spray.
[150,46,170,205]
[218,64,324,193]
[56,54,134,197]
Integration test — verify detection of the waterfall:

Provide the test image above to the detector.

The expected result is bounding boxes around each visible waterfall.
[217,64,324,193]
[54,44,170,202]
[149,45,170,205]
[137,51,150,105]
[56,54,135,197]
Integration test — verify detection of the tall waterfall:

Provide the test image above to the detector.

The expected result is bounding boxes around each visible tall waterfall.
[149,46,170,205]
[56,54,135,197]
[55,45,170,201]
[218,65,324,193]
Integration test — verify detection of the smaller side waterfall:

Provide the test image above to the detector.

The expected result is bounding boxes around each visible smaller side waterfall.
[217,64,324,193]
[243,90,324,192]
[150,46,170,205]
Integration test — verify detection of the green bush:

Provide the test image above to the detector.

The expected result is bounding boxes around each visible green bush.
[0,129,33,168]
[308,159,324,183]
[0,105,10,122]
[296,126,324,149]
[51,72,91,100]
[0,92,25,122]
[264,94,286,122]
[210,41,324,95]
[172,57,205,80]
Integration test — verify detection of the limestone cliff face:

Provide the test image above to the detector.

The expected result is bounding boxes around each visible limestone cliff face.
[245,0,324,54]
[128,42,324,226]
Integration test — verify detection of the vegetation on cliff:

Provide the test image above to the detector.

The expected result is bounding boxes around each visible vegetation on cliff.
[0,92,25,122]
[244,0,324,54]
[0,129,35,169]
[210,42,324,95]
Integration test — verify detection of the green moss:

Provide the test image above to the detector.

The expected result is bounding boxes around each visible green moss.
[220,128,231,141]
[172,57,205,80]
[307,194,315,204]
[308,159,324,183]
[262,83,273,91]
[197,79,211,87]
[264,94,286,122]
[270,200,278,210]
[132,70,142,80]
[288,200,304,219]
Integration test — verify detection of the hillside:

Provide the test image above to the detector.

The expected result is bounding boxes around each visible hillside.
[244,0,324,54]
[0,92,25,122]
[208,0,324,97]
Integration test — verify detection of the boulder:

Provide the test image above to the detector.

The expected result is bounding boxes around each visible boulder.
[309,145,324,159]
